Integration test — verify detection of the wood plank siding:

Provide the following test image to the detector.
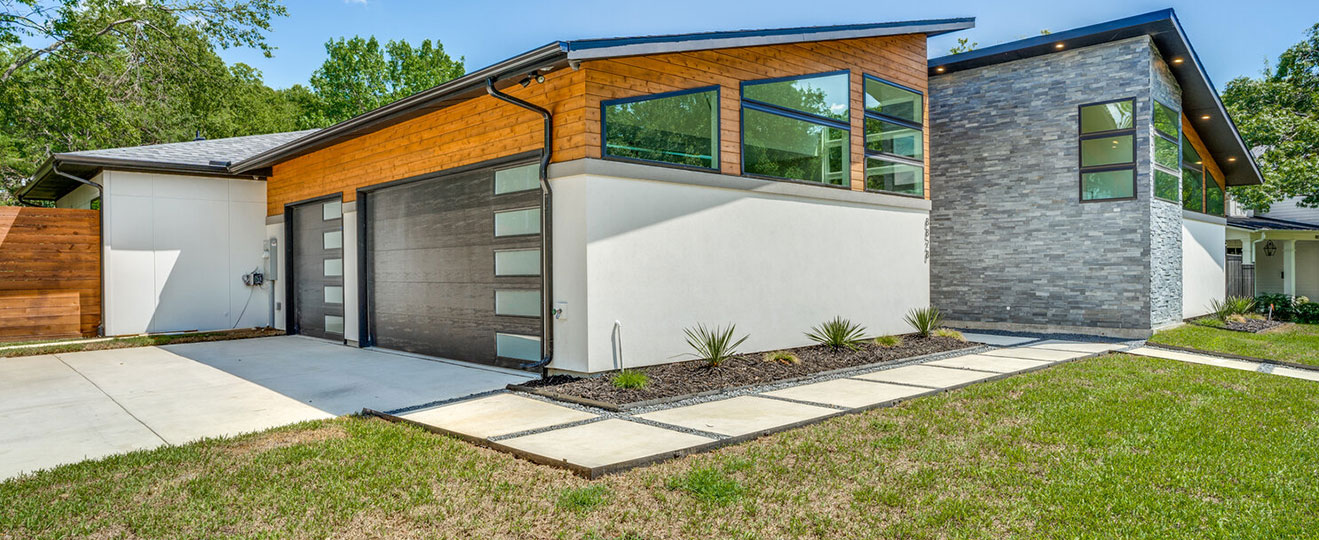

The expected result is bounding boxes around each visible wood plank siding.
[0,207,100,340]
[266,34,929,214]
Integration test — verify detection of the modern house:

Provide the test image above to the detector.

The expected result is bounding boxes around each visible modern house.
[14,9,1261,372]
[1227,196,1319,298]
[927,10,1261,338]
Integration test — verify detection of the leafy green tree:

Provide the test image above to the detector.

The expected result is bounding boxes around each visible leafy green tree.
[308,36,464,124]
[1222,22,1319,211]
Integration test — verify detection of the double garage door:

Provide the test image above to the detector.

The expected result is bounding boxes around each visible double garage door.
[289,159,544,370]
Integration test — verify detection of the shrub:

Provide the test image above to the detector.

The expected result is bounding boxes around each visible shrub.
[805,316,868,350]
[932,328,966,341]
[763,350,801,365]
[904,307,944,337]
[873,334,903,347]
[1256,293,1296,320]
[555,485,611,512]
[611,370,649,389]
[1210,296,1256,321]
[1296,302,1319,324]
[682,323,748,367]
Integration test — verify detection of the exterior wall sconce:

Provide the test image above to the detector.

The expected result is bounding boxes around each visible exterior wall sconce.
[1264,240,1277,257]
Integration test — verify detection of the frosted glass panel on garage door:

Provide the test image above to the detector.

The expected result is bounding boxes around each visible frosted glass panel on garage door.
[495,249,540,276]
[494,164,539,194]
[494,208,540,237]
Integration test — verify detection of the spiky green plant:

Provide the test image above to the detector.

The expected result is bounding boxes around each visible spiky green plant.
[905,306,944,337]
[611,370,649,389]
[683,323,749,367]
[1210,296,1257,321]
[764,350,801,365]
[805,317,868,350]
[873,335,903,347]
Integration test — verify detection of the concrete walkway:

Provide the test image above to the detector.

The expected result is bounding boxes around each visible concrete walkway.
[0,336,533,481]
[384,334,1127,478]
[1128,346,1319,382]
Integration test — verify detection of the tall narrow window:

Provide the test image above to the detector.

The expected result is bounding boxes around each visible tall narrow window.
[1078,98,1137,201]
[1182,133,1205,212]
[602,87,719,170]
[863,76,924,197]
[1153,101,1181,202]
[1205,171,1225,216]
[741,72,850,186]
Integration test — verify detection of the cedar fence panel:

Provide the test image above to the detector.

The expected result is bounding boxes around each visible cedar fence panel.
[0,207,100,340]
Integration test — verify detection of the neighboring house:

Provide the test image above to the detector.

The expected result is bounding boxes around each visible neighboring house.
[14,10,1262,372]
[927,10,1261,338]
[17,130,316,335]
[1226,196,1319,299]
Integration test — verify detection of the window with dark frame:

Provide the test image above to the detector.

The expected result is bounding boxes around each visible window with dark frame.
[1152,101,1181,203]
[1182,132,1205,213]
[863,76,925,197]
[740,71,851,186]
[1078,98,1137,201]
[602,86,720,170]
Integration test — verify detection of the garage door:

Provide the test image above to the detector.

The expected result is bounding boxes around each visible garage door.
[364,162,542,370]
[290,197,345,340]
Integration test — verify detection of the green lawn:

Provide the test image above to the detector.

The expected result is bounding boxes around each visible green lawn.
[3,354,1318,539]
[1149,322,1319,367]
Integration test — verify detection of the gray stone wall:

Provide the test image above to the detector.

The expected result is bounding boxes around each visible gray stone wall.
[929,37,1165,333]
[1149,48,1184,326]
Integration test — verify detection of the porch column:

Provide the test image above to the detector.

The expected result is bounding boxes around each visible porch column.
[1284,239,1297,296]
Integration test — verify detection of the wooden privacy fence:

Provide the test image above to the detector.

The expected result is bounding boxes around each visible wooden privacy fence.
[0,207,100,341]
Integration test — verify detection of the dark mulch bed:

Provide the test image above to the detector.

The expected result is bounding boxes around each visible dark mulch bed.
[1195,317,1287,333]
[515,334,977,408]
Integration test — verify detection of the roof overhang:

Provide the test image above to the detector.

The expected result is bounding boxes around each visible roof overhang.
[17,154,272,202]
[231,18,974,173]
[565,18,974,60]
[927,9,1264,187]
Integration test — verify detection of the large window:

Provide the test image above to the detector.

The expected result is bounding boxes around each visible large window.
[1182,133,1204,212]
[603,87,719,170]
[863,76,924,196]
[1205,172,1225,216]
[1153,101,1181,203]
[741,72,850,186]
[1078,98,1136,201]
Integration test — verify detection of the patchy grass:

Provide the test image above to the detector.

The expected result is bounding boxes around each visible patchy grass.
[1150,322,1319,367]
[3,354,1318,538]
[0,328,283,358]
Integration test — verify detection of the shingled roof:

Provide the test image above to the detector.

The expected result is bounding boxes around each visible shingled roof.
[18,129,319,201]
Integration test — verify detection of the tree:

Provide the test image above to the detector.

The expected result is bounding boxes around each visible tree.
[1,0,286,85]
[308,36,464,124]
[1222,22,1319,211]
[949,37,977,55]
[0,4,297,202]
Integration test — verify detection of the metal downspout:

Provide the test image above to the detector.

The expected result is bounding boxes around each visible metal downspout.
[51,163,106,337]
[486,76,554,374]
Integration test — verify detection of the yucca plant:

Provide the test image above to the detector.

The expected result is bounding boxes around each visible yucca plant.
[683,323,748,368]
[1210,296,1256,321]
[905,306,943,337]
[805,316,867,350]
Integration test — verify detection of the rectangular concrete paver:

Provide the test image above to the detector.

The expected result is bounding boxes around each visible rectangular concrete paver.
[926,354,1051,374]
[1273,366,1319,382]
[856,364,997,388]
[498,419,714,470]
[763,378,929,409]
[635,396,837,437]
[959,333,1039,347]
[1026,340,1126,354]
[1128,347,1261,372]
[980,347,1088,362]
[401,394,597,439]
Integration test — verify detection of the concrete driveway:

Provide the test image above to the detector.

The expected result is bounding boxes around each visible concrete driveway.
[0,336,534,480]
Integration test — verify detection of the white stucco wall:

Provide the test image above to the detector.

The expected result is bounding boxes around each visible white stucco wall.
[91,170,271,335]
[549,171,931,375]
[1182,213,1226,318]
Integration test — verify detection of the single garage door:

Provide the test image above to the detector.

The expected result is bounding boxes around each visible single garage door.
[365,161,542,370]
[290,196,345,340]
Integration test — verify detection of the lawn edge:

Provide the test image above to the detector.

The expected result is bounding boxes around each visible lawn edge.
[1143,343,1319,372]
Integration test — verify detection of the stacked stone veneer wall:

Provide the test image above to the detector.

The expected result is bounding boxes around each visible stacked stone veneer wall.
[1149,46,1184,327]
[929,37,1172,336]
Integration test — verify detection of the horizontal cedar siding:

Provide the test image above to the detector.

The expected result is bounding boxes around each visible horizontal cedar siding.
[0,207,101,340]
[267,34,929,214]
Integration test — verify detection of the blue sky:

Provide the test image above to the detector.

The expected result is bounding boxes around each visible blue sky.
[218,0,1318,91]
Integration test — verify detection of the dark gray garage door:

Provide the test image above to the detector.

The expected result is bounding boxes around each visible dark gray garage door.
[365,161,542,370]
[290,197,345,340]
